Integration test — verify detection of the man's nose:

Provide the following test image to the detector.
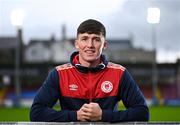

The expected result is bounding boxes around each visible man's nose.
[87,40,94,47]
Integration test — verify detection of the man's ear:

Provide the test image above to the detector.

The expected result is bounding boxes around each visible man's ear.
[74,40,79,49]
[103,41,108,50]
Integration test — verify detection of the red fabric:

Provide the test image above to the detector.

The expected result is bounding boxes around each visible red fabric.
[73,55,79,64]
[56,62,125,100]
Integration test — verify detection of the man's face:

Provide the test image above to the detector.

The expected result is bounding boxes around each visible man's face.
[75,33,107,64]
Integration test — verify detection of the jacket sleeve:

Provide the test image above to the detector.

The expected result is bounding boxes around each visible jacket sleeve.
[102,69,149,122]
[30,69,77,122]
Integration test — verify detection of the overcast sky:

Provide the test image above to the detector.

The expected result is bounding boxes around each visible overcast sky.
[0,0,180,63]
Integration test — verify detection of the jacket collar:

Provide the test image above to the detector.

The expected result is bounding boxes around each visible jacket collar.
[70,51,108,73]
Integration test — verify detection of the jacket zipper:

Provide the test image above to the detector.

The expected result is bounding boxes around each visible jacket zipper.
[88,72,92,102]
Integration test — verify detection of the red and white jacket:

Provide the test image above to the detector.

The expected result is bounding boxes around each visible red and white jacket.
[30,51,149,122]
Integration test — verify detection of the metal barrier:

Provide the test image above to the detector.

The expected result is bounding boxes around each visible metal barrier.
[0,122,180,125]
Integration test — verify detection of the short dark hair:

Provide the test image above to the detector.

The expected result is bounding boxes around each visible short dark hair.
[77,19,106,37]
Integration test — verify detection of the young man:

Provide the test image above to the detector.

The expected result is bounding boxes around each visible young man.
[30,19,149,122]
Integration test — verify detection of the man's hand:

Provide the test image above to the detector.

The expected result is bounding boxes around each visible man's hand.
[77,102,102,121]
[77,104,89,121]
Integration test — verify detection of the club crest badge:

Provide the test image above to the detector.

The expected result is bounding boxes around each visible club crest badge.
[101,81,113,93]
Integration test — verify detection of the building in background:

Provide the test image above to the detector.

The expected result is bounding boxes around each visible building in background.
[24,38,155,64]
[24,37,75,63]
[105,39,154,63]
[0,37,19,64]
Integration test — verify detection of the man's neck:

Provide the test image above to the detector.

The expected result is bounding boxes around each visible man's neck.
[79,57,101,68]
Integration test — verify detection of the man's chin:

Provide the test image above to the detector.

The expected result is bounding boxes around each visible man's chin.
[86,58,97,62]
[84,57,98,62]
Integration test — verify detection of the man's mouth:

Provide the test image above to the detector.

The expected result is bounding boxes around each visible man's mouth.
[85,50,95,54]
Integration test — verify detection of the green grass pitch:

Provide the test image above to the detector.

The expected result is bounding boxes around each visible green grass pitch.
[0,106,180,121]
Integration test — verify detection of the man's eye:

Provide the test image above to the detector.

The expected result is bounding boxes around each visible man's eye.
[94,38,100,42]
[81,38,87,41]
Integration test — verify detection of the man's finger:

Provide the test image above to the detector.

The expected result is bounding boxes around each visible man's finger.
[83,103,90,108]
[81,105,92,112]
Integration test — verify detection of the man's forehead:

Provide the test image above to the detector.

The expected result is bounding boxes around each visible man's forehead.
[78,33,103,38]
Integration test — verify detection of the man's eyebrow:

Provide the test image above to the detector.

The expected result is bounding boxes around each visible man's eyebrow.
[81,35,88,38]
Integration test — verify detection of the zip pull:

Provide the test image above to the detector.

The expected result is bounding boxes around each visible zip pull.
[89,98,92,102]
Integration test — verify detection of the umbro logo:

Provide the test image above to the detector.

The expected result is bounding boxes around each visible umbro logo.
[69,84,78,91]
